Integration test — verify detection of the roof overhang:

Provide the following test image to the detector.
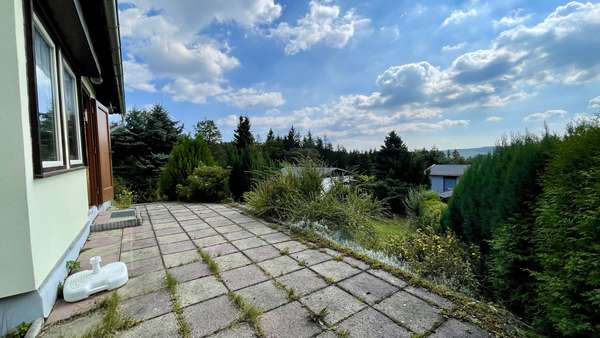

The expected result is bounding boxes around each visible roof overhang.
[41,0,101,77]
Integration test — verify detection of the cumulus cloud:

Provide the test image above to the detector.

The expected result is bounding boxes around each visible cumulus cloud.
[522,109,568,122]
[119,1,281,104]
[269,1,369,55]
[162,78,225,104]
[485,116,503,123]
[493,9,532,28]
[358,2,600,112]
[123,59,156,92]
[589,96,600,109]
[442,43,466,52]
[217,88,285,108]
[442,9,477,27]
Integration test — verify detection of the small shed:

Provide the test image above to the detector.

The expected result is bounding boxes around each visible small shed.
[427,164,470,197]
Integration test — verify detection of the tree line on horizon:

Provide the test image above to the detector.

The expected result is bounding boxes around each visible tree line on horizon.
[110,104,467,211]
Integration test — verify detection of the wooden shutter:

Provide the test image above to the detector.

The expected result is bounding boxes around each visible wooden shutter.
[96,102,114,202]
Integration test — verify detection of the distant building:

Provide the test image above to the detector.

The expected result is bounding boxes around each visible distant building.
[427,164,470,198]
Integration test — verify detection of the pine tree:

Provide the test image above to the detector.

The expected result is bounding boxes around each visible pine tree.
[233,116,254,150]
[194,119,222,144]
[111,104,182,201]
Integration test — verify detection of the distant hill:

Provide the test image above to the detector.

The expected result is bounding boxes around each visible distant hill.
[444,146,495,159]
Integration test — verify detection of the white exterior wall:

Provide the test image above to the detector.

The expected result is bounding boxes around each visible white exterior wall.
[0,0,90,298]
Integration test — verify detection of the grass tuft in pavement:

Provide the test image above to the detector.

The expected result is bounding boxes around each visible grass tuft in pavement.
[228,292,264,337]
[164,272,191,338]
[80,292,137,338]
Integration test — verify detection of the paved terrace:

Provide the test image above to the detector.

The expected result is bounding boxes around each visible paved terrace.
[40,203,491,338]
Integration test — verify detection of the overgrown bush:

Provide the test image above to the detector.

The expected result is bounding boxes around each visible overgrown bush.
[404,187,446,232]
[367,179,413,215]
[290,181,382,243]
[245,158,382,242]
[176,165,230,202]
[113,177,134,209]
[158,135,214,200]
[533,122,600,336]
[383,228,480,293]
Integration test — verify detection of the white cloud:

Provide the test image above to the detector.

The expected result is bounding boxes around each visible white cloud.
[442,43,466,52]
[589,96,600,109]
[493,9,532,28]
[442,9,477,27]
[162,78,225,104]
[485,116,503,123]
[119,1,281,104]
[270,1,369,55]
[123,59,156,92]
[359,2,600,112]
[522,109,568,122]
[217,88,285,108]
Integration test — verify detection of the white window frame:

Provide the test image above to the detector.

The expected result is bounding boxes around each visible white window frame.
[33,14,63,169]
[60,55,83,166]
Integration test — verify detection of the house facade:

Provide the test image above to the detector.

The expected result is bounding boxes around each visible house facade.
[0,0,123,334]
[427,164,470,198]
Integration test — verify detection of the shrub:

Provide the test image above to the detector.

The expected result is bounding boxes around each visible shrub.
[533,122,600,336]
[291,181,382,243]
[158,135,214,200]
[245,158,382,242]
[176,165,230,202]
[383,228,480,293]
[113,177,134,209]
[404,187,446,231]
[367,178,413,214]
[441,133,557,318]
[244,170,300,220]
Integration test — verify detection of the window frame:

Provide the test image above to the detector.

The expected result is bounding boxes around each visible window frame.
[59,54,83,166]
[32,13,64,170]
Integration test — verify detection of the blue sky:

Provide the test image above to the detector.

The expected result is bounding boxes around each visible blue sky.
[119,0,600,150]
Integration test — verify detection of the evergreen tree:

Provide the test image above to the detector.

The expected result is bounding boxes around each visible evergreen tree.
[233,116,254,150]
[158,135,214,200]
[111,104,182,201]
[194,119,222,144]
[266,128,275,143]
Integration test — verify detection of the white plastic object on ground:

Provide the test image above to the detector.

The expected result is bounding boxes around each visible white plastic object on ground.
[63,256,129,302]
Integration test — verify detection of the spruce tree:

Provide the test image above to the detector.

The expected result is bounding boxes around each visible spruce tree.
[233,116,254,150]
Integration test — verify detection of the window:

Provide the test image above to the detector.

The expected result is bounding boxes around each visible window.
[61,58,83,165]
[33,16,63,168]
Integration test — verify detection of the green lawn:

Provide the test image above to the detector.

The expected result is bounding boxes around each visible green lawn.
[371,217,411,238]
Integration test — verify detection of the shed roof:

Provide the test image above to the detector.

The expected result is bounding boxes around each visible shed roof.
[427,164,470,177]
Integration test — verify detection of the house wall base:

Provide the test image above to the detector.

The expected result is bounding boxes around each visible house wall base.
[0,202,109,336]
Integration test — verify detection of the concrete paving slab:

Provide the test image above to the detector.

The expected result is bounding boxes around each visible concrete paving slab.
[178,275,228,307]
[120,246,160,263]
[273,241,308,253]
[214,252,252,271]
[223,230,255,241]
[311,261,360,282]
[374,291,442,334]
[337,307,411,338]
[232,237,269,250]
[338,272,398,305]
[300,285,366,325]
[260,232,291,244]
[117,313,179,338]
[236,280,289,312]
[163,250,199,268]
[405,286,453,310]
[221,264,269,290]
[184,295,240,337]
[367,269,408,288]
[260,301,322,338]
[429,318,491,338]
[207,323,257,338]
[291,249,332,266]
[120,289,172,321]
[194,235,227,248]
[168,261,212,282]
[243,245,281,262]
[276,269,328,296]
[258,256,303,277]
[159,240,196,255]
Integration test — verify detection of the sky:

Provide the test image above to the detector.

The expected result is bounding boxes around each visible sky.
[118,0,600,150]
